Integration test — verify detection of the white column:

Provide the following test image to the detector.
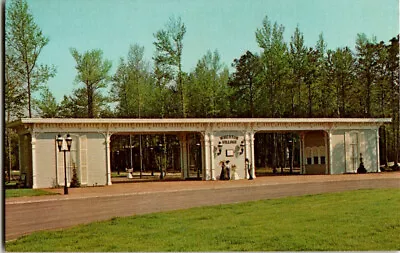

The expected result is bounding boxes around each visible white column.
[324,131,328,174]
[249,132,256,179]
[105,134,112,185]
[244,132,250,179]
[204,133,211,180]
[376,128,380,172]
[329,131,333,175]
[31,134,38,189]
[210,133,216,180]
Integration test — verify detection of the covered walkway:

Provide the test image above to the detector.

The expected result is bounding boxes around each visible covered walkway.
[8,118,391,188]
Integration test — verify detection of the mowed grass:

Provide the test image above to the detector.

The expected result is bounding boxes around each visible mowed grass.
[6,189,400,251]
[5,189,59,198]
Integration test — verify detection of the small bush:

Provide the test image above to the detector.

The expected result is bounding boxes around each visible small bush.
[70,164,81,188]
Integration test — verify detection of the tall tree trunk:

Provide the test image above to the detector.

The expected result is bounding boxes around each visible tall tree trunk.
[7,111,12,182]
[396,96,400,166]
[308,81,312,117]
[291,86,295,116]
[87,82,94,118]
[341,74,346,117]
[178,61,186,118]
[272,133,277,173]
[280,134,284,174]
[298,78,301,116]
[27,68,32,118]
[366,76,371,116]
[336,80,340,117]
[382,126,388,167]
[250,78,254,118]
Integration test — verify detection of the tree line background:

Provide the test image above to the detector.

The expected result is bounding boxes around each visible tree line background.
[5,0,399,178]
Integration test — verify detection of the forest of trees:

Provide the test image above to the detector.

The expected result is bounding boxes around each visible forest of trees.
[5,0,400,177]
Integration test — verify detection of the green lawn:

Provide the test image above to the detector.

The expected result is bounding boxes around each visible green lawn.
[5,189,400,251]
[111,171,129,178]
[5,189,59,198]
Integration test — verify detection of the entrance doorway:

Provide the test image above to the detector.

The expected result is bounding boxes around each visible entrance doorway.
[254,132,301,176]
[186,133,202,180]
[110,132,203,182]
[110,134,181,181]
[348,132,359,173]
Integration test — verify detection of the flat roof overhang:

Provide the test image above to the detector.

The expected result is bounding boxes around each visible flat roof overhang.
[7,118,392,135]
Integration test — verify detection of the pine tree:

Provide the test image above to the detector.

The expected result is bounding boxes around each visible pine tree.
[70,48,112,118]
[153,16,187,117]
[6,0,56,118]
[70,163,81,188]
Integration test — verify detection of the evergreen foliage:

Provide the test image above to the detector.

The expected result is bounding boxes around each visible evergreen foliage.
[6,0,56,118]
[70,165,81,188]
[5,1,400,172]
[70,48,112,118]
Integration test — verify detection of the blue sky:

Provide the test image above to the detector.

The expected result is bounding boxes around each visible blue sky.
[19,0,400,102]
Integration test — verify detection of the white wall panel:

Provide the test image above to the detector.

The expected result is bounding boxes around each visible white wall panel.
[79,135,88,185]
[212,131,246,180]
[331,131,345,174]
[86,133,107,186]
[362,129,378,172]
[35,133,57,188]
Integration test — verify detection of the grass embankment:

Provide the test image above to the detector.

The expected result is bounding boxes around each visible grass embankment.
[5,189,59,198]
[6,189,400,251]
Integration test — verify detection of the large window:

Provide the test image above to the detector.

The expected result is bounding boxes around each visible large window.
[319,146,326,165]
[305,146,326,165]
[305,147,312,165]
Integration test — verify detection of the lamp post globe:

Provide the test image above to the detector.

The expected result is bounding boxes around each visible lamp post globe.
[56,134,63,152]
[66,134,72,151]
[240,140,245,155]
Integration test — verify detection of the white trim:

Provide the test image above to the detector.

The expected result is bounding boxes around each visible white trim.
[376,128,380,172]
[105,134,112,185]
[11,117,392,125]
[301,134,305,174]
[8,118,391,135]
[250,132,256,179]
[31,134,37,189]
[299,134,303,174]
[244,132,250,179]
[329,131,333,175]
[324,132,328,174]
[204,133,211,180]
[209,133,216,180]
[79,135,88,185]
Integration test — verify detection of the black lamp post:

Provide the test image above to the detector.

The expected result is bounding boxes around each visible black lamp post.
[217,141,223,156]
[240,141,245,155]
[57,134,72,195]
[150,146,154,176]
[196,142,201,179]
[158,142,165,179]
[288,139,294,174]
[116,150,120,175]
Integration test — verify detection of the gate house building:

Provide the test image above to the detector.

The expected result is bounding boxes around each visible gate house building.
[8,118,391,189]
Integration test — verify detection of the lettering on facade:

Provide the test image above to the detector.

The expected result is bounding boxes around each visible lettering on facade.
[220,135,238,144]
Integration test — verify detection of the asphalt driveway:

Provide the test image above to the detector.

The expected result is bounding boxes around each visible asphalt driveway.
[5,172,400,241]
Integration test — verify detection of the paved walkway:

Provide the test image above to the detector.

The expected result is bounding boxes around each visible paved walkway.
[6,172,399,204]
[5,173,400,241]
